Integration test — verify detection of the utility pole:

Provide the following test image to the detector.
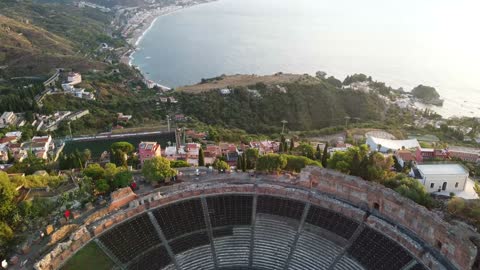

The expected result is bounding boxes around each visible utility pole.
[166,115,171,132]
[281,120,288,134]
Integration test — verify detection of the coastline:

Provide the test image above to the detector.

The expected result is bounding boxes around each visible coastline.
[123,1,217,68]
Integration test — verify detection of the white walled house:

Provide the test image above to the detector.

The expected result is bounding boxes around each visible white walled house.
[412,164,469,193]
[366,136,420,153]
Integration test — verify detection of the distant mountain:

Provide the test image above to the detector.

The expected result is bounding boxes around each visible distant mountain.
[0,1,124,77]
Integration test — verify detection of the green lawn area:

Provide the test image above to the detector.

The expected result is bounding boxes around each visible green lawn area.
[61,242,114,270]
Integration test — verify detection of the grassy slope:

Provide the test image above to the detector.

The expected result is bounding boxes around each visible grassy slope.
[61,242,114,270]
[0,1,121,77]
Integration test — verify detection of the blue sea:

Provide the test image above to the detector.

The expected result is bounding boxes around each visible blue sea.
[132,0,480,117]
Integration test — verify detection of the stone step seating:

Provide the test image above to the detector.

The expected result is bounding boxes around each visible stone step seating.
[99,213,161,263]
[333,255,365,270]
[347,227,413,270]
[213,226,251,267]
[127,245,171,270]
[252,214,298,269]
[288,229,343,270]
[153,199,206,240]
[305,205,360,240]
[207,195,253,227]
[175,244,215,270]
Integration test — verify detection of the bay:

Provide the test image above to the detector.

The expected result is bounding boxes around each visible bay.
[132,0,480,117]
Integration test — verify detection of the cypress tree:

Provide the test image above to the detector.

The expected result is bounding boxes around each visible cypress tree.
[236,155,242,171]
[242,154,247,172]
[280,135,286,153]
[321,142,329,168]
[351,152,361,176]
[198,148,205,166]
[315,144,322,160]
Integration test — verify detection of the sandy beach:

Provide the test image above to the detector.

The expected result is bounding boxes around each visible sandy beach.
[120,1,217,66]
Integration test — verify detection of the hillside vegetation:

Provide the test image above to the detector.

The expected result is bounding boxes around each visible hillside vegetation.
[176,78,386,133]
[0,0,123,77]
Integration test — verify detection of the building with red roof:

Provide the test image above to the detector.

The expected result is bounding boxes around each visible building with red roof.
[138,142,161,167]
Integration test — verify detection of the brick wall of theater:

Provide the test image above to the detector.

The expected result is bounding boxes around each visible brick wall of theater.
[299,167,477,270]
[34,227,91,270]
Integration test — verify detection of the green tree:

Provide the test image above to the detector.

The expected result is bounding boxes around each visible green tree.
[321,142,329,167]
[295,143,315,159]
[245,148,259,169]
[110,142,134,166]
[256,154,287,173]
[198,148,205,166]
[0,221,14,257]
[112,171,132,189]
[82,149,92,162]
[170,160,189,168]
[213,160,230,172]
[142,157,177,184]
[283,154,322,172]
[279,135,286,153]
[236,155,242,171]
[315,144,322,160]
[110,142,135,153]
[383,174,434,208]
[242,153,247,172]
[95,179,110,194]
[111,149,128,167]
[289,137,295,152]
[104,163,119,181]
[351,152,361,175]
[83,163,105,180]
[327,151,351,173]
[0,172,18,222]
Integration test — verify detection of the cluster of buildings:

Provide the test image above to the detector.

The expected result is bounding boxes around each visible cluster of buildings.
[0,135,54,163]
[367,135,478,197]
[0,112,26,129]
[61,72,95,100]
[36,110,89,132]
[0,110,89,133]
[136,127,284,169]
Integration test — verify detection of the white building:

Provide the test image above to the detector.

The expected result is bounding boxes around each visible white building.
[366,136,420,153]
[5,131,22,139]
[0,112,17,127]
[220,88,231,95]
[413,164,469,193]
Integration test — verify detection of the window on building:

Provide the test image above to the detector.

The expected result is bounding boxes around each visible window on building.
[455,182,459,188]
[430,183,434,188]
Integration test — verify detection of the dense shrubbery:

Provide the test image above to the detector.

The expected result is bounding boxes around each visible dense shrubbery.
[282,155,322,172]
[170,160,190,168]
[326,144,435,208]
[83,162,132,194]
[177,82,386,133]
[383,174,434,208]
[255,153,321,173]
[142,157,177,183]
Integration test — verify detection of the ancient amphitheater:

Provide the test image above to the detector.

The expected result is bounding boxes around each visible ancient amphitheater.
[36,167,478,270]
